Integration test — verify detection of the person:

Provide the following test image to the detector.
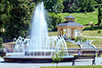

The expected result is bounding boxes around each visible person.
[64,34,66,40]
[77,49,82,55]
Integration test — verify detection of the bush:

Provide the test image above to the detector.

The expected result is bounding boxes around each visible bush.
[84,11,87,14]
[0,38,3,48]
[98,30,101,33]
[90,24,94,30]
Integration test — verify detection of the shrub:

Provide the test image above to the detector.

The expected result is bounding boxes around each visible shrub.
[84,11,87,14]
[90,24,94,30]
[75,36,86,44]
[98,30,101,33]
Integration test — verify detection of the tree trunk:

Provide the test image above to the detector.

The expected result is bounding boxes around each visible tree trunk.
[96,15,101,25]
[97,6,102,25]
[56,63,58,68]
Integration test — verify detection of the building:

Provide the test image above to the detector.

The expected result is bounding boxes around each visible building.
[56,15,83,39]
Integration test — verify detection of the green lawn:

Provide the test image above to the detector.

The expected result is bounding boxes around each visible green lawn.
[49,32,57,36]
[83,25,102,36]
[40,65,102,68]
[59,10,98,25]
[86,38,102,48]
[66,42,79,48]
[83,30,102,36]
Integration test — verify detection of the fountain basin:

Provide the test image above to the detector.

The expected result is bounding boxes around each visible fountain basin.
[3,55,74,63]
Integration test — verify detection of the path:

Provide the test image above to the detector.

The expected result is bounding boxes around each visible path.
[0,57,102,68]
[67,36,102,49]
[83,36,102,38]
[67,39,96,49]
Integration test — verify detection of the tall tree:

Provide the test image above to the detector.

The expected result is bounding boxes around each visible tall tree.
[0,0,11,29]
[0,0,12,38]
[43,0,64,13]
[69,3,78,13]
[95,0,102,4]
[63,0,71,12]
[97,6,102,25]
[79,0,96,12]
[4,0,35,40]
[48,13,63,31]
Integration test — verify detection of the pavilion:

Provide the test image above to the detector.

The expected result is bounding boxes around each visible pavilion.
[56,15,84,39]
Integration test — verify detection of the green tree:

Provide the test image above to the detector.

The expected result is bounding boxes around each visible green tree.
[75,36,86,46]
[79,0,96,12]
[97,6,102,25]
[4,0,35,40]
[48,13,63,31]
[69,3,78,13]
[63,0,96,12]
[63,0,71,12]
[63,0,80,12]
[0,0,11,31]
[52,49,65,68]
[95,0,102,4]
[86,0,95,12]
[43,0,64,13]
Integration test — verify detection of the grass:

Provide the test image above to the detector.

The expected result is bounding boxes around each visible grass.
[83,30,102,36]
[49,32,57,36]
[40,65,102,68]
[66,42,79,48]
[86,38,102,48]
[59,10,98,25]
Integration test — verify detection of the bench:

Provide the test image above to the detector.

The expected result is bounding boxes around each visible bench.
[72,50,96,66]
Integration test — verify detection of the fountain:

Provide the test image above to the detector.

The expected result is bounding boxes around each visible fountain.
[3,2,74,62]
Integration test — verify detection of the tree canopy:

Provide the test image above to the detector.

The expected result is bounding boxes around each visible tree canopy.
[3,0,35,40]
[0,0,11,29]
[63,0,97,12]
[43,0,64,13]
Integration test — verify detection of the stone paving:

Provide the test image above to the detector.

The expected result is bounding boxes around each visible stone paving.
[83,36,102,38]
[0,57,102,68]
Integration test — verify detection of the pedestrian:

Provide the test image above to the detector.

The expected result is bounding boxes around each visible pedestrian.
[78,49,82,55]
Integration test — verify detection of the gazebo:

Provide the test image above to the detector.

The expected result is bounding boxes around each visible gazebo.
[56,15,84,39]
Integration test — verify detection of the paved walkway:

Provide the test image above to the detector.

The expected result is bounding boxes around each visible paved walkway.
[67,39,96,49]
[83,36,102,38]
[0,57,102,68]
